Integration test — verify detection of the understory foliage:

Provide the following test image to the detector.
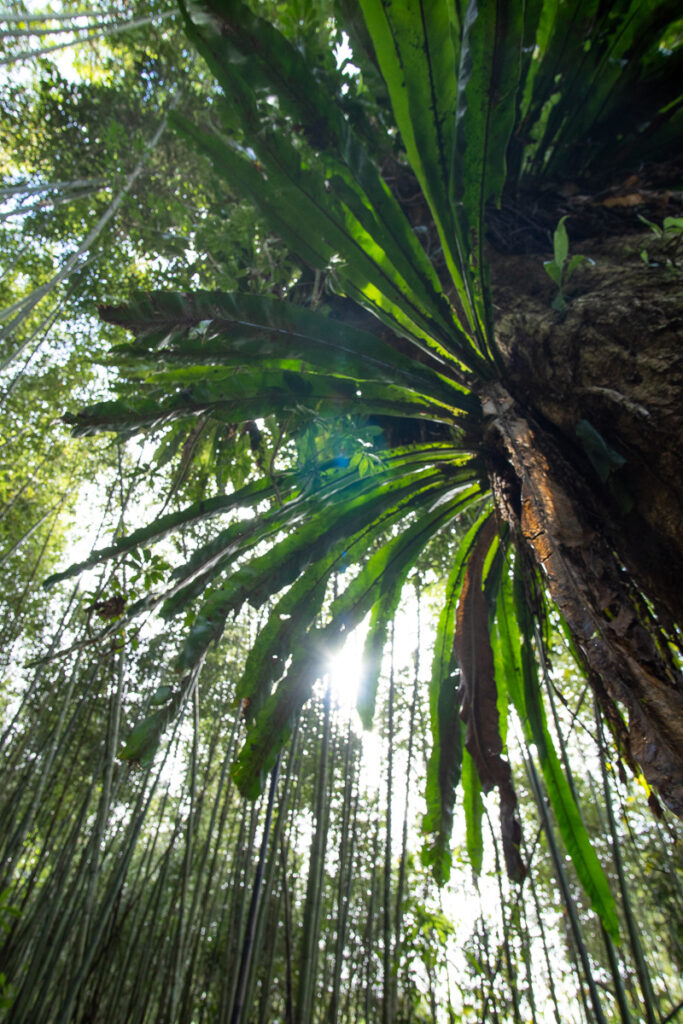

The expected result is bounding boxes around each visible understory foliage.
[1,0,683,1021]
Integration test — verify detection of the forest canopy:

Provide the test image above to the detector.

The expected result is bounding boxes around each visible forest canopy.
[1,1,682,1022]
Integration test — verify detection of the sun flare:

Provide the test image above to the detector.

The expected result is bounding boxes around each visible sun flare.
[326,627,366,713]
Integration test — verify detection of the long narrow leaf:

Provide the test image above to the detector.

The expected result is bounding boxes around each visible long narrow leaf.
[452,0,525,362]
[171,109,472,367]
[456,514,524,880]
[236,476,478,723]
[175,475,481,675]
[184,0,470,358]
[233,483,484,797]
[43,476,281,589]
[462,747,484,876]
[422,507,495,883]
[101,289,474,412]
[495,559,621,941]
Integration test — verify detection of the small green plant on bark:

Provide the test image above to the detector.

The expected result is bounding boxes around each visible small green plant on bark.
[544,216,592,310]
[639,205,683,268]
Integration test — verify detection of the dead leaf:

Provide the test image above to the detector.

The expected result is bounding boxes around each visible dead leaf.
[455,516,526,881]
[602,193,643,208]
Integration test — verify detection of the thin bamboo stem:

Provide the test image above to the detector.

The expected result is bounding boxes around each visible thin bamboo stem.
[596,704,662,1024]
[230,750,282,1024]
[295,685,332,1024]
[0,11,176,67]
[0,116,169,365]
[525,752,608,1024]
[382,624,395,1024]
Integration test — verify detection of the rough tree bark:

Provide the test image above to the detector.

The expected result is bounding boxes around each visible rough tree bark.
[488,228,683,816]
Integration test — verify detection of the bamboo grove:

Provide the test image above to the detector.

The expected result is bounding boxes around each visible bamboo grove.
[1,0,682,1022]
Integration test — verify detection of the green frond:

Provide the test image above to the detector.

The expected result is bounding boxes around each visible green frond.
[233,480,484,798]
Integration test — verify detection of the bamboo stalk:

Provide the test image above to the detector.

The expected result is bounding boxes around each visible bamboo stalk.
[220,796,260,1023]
[596,704,662,1024]
[395,591,421,1000]
[242,722,301,1021]
[230,749,282,1024]
[0,11,176,67]
[382,624,395,1024]
[328,722,357,1023]
[0,116,169,365]
[525,842,563,1024]
[525,751,608,1024]
[168,687,201,1021]
[295,685,332,1024]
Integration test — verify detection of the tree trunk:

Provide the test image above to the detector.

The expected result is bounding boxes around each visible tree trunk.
[487,230,683,816]
[494,233,683,623]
